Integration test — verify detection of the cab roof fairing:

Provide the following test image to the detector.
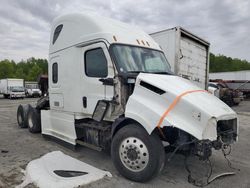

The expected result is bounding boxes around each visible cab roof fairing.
[49,13,161,54]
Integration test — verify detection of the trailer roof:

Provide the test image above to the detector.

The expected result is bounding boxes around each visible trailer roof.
[150,26,210,47]
[49,13,160,54]
[0,78,24,81]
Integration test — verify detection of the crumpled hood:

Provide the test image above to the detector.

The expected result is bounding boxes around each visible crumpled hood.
[125,73,237,141]
[137,73,236,119]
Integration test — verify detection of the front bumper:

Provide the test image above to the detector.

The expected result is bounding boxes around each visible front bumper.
[193,118,238,160]
[10,93,25,98]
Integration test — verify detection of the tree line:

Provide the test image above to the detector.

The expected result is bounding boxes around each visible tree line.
[209,53,250,72]
[0,54,249,81]
[0,57,48,81]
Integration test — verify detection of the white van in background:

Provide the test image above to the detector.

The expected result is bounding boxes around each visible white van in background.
[25,81,42,97]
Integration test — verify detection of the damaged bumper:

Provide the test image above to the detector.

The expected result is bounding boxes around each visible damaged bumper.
[202,116,238,142]
[193,117,238,160]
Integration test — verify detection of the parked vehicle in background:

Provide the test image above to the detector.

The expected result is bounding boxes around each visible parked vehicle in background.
[210,71,250,98]
[208,81,242,106]
[25,81,42,97]
[208,82,220,98]
[150,27,210,89]
[37,74,48,96]
[0,78,25,99]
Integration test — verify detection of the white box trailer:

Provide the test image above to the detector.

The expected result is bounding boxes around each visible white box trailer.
[210,70,250,80]
[150,27,210,89]
[17,13,238,183]
[0,78,25,99]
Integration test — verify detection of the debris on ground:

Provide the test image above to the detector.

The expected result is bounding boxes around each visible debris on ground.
[17,151,112,188]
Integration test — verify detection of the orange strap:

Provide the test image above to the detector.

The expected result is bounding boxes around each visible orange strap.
[156,90,208,128]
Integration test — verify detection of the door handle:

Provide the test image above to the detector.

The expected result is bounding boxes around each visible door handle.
[99,78,114,86]
[82,96,87,108]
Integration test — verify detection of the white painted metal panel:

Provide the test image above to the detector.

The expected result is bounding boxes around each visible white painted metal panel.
[0,79,24,94]
[179,36,208,88]
[7,79,24,87]
[0,79,7,93]
[41,110,77,145]
[50,13,161,54]
[209,71,250,80]
[50,94,64,108]
[18,151,112,188]
[126,73,237,141]
[49,48,84,114]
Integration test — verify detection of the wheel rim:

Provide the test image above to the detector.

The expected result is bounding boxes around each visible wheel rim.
[119,137,149,172]
[28,114,33,128]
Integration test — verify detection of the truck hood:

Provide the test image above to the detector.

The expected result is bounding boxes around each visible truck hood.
[138,73,236,119]
[125,73,237,141]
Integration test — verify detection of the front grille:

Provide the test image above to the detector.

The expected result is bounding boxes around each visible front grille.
[217,118,237,144]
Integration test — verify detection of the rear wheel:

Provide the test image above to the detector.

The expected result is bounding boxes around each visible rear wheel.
[17,104,30,128]
[111,124,165,182]
[27,107,41,133]
[3,94,9,99]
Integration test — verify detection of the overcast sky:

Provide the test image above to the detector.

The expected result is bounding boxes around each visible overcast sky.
[0,0,249,62]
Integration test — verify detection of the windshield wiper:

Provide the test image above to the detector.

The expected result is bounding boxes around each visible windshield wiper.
[127,71,147,74]
[150,72,173,75]
[126,71,173,75]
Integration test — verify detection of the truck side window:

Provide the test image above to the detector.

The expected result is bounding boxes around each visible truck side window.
[85,48,108,77]
[52,24,63,44]
[52,63,58,83]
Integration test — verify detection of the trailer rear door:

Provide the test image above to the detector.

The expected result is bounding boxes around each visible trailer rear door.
[179,35,208,89]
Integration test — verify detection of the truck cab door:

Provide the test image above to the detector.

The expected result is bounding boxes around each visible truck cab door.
[81,42,115,115]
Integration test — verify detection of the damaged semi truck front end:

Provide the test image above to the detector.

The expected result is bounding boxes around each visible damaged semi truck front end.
[18,13,238,182]
[126,73,238,160]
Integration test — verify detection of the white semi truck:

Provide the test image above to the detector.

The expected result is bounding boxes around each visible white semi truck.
[150,27,210,89]
[17,13,238,182]
[0,78,25,99]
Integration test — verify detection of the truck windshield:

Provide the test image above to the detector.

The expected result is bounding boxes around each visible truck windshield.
[111,45,172,74]
[10,86,25,92]
[26,84,38,89]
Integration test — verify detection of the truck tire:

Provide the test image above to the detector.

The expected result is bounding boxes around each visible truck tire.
[17,104,30,128]
[27,106,41,133]
[111,124,165,182]
[3,94,9,99]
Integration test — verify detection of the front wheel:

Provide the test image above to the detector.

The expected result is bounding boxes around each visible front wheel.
[111,124,165,182]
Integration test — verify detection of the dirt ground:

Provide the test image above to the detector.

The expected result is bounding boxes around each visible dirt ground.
[0,96,250,188]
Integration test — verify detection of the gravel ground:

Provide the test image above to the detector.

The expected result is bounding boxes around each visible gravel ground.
[0,96,250,188]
